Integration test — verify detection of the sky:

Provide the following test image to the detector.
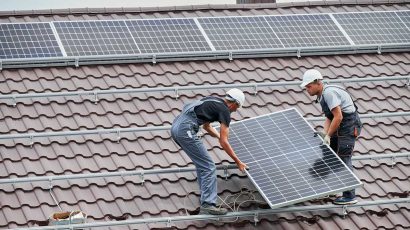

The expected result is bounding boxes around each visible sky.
[0,0,310,11]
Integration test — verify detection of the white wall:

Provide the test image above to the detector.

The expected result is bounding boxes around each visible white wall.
[0,0,317,11]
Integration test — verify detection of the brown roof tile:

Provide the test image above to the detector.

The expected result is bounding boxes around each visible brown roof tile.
[1,1,410,229]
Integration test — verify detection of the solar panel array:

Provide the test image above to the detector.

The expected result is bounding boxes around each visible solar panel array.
[1,10,410,60]
[228,108,362,208]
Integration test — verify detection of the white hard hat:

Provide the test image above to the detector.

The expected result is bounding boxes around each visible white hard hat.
[226,88,245,108]
[300,69,323,88]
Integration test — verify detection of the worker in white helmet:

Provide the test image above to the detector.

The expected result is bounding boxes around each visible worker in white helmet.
[300,69,362,205]
[171,88,248,215]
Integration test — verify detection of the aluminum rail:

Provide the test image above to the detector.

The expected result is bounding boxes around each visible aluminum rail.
[0,75,408,102]
[0,111,409,141]
[0,112,406,139]
[0,152,408,185]
[7,198,410,230]
[1,42,410,70]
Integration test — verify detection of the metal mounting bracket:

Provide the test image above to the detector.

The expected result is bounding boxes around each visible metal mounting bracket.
[253,85,258,95]
[116,130,121,143]
[175,88,179,100]
[224,166,228,181]
[75,58,79,68]
[12,96,17,107]
[152,55,157,64]
[391,156,396,168]
[229,52,233,61]
[166,218,172,227]
[29,135,34,148]
[341,205,348,218]
[93,92,99,104]
[140,172,145,185]
[297,49,301,58]
[377,45,382,55]
[253,213,259,226]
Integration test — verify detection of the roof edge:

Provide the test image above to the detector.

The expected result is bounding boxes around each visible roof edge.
[0,0,408,17]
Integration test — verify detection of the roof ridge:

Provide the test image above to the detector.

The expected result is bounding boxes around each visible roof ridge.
[0,0,407,17]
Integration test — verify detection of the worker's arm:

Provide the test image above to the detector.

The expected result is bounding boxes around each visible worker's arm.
[219,123,247,172]
[327,106,343,137]
[323,117,331,134]
[203,122,220,138]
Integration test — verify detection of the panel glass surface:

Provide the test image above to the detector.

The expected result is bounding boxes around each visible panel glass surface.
[396,11,410,31]
[54,20,139,56]
[228,108,361,208]
[197,16,283,50]
[334,11,410,45]
[0,23,63,59]
[265,14,351,48]
[126,18,211,53]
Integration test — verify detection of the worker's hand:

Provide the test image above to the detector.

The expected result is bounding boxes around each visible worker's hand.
[237,161,248,172]
[322,135,331,145]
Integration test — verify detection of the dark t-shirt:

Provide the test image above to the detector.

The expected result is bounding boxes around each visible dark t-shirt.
[194,96,231,126]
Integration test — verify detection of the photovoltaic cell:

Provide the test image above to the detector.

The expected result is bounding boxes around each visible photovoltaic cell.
[125,19,211,53]
[264,14,351,48]
[228,108,361,208]
[197,16,283,50]
[53,20,140,56]
[0,23,63,59]
[333,11,410,45]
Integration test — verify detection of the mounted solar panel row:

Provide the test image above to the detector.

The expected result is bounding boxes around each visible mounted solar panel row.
[0,11,410,61]
[0,23,63,59]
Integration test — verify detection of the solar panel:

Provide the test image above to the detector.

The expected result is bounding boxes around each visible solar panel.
[264,14,351,48]
[333,11,410,45]
[228,108,362,208]
[125,19,212,53]
[53,20,140,56]
[396,11,410,31]
[197,16,283,50]
[0,23,63,59]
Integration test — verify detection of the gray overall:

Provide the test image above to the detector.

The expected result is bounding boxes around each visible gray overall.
[320,85,362,199]
[171,99,224,206]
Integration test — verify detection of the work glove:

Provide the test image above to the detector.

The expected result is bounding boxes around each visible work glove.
[322,135,331,145]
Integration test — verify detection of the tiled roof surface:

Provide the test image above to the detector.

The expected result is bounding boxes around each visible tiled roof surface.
[0,1,410,229]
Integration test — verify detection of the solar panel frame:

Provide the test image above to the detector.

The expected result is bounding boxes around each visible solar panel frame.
[333,11,410,45]
[264,14,352,48]
[53,20,140,56]
[125,18,212,54]
[0,22,63,59]
[228,108,362,209]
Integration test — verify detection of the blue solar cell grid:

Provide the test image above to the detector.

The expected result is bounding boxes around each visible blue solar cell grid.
[126,18,211,53]
[53,20,140,56]
[228,108,361,208]
[197,16,284,50]
[0,23,63,59]
[333,11,410,45]
[264,14,351,48]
